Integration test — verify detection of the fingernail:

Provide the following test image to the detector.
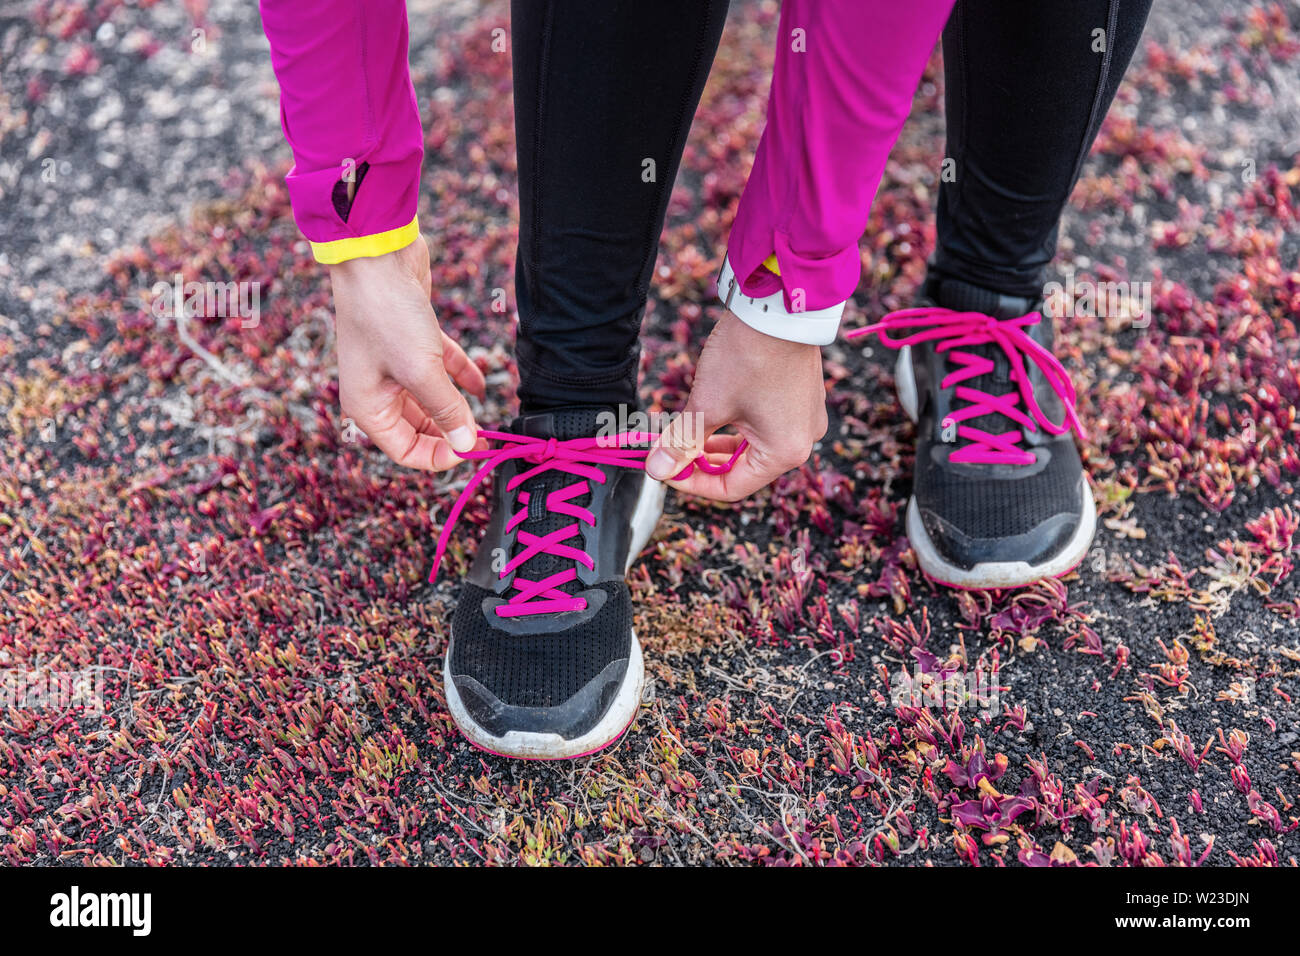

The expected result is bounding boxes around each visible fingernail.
[646,448,677,481]
[447,426,476,453]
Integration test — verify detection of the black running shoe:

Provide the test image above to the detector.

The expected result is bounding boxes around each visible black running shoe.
[434,406,665,758]
[848,277,1096,588]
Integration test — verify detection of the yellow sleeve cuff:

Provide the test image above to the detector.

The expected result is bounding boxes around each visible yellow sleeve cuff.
[762,252,781,276]
[310,216,420,264]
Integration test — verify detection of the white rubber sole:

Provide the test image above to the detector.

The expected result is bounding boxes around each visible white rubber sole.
[893,347,1097,589]
[444,475,666,760]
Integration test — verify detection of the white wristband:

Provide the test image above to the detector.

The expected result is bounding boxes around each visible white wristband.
[716,255,846,346]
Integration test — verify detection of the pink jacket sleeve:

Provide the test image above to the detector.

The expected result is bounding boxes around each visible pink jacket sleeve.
[724,0,954,342]
[258,0,424,262]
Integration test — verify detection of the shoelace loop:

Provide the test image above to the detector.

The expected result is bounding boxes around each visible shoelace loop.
[847,307,1085,465]
[429,429,746,617]
[528,437,560,464]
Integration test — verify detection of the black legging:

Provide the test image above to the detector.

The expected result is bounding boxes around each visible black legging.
[511,0,730,412]
[933,0,1154,297]
[511,0,1152,412]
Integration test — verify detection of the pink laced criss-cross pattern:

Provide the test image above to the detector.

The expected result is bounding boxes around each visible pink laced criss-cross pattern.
[428,430,746,618]
[846,307,1085,466]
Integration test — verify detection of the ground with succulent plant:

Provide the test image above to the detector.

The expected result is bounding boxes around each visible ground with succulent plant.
[1,0,1298,866]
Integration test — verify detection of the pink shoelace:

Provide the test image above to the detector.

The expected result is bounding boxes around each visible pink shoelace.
[428,430,746,618]
[847,307,1085,466]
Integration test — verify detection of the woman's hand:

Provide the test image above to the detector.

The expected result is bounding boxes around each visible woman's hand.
[329,235,487,470]
[645,312,827,500]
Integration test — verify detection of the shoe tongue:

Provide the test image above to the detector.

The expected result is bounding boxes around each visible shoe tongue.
[503,405,617,602]
[926,279,1055,436]
[512,405,616,441]
[929,277,1035,318]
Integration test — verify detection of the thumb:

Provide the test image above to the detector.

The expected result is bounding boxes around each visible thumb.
[646,406,714,481]
[399,352,479,455]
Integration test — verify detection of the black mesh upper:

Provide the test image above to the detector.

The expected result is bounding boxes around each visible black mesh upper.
[912,440,1083,540]
[450,581,633,707]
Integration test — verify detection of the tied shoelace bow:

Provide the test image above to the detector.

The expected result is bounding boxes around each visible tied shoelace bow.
[847,307,1085,466]
[428,430,746,618]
